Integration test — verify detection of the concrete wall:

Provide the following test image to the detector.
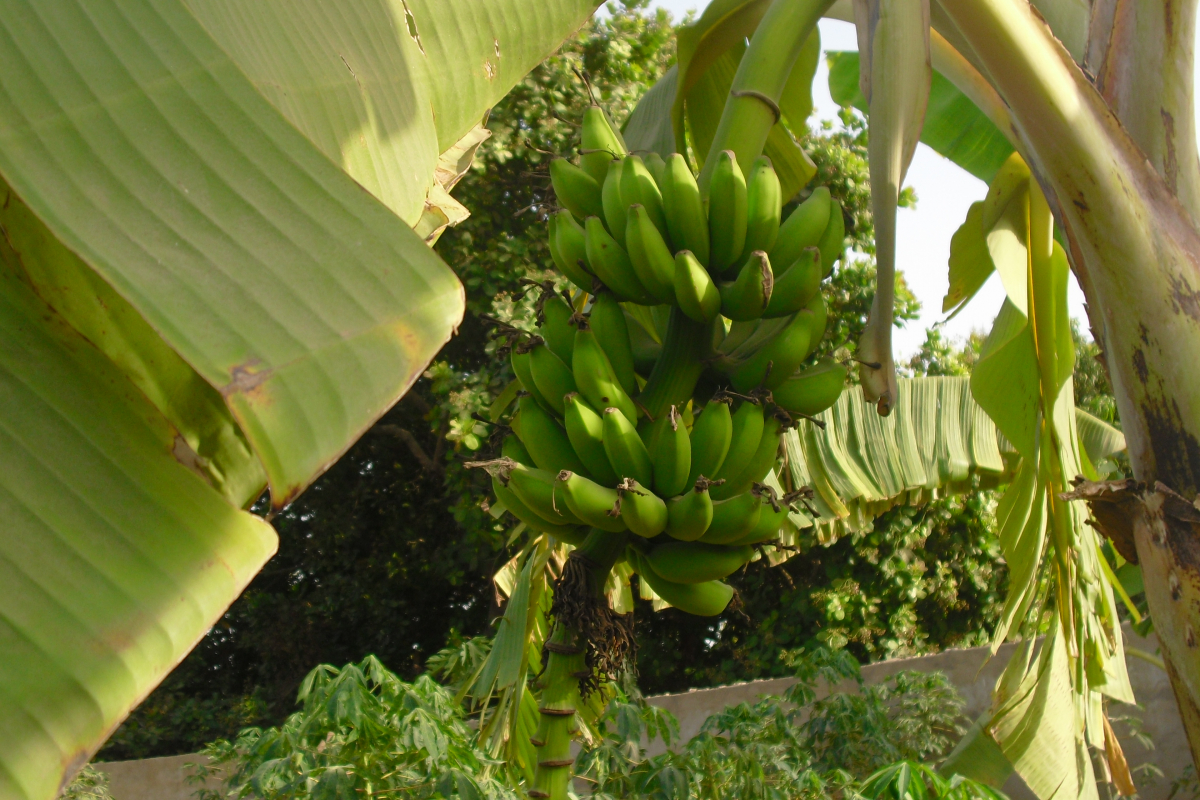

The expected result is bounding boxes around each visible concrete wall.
[94,627,1185,800]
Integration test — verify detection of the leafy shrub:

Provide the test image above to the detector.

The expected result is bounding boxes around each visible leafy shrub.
[59,765,112,800]
[576,647,980,800]
[190,657,515,800]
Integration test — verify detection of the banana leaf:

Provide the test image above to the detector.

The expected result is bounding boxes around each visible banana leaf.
[784,376,1122,543]
[0,0,598,793]
[827,51,1013,184]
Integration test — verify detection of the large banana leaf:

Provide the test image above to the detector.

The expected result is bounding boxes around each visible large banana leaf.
[782,376,1123,544]
[0,260,277,799]
[0,0,597,793]
[827,51,1013,183]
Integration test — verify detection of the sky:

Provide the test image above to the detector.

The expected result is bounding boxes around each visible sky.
[645,4,1093,359]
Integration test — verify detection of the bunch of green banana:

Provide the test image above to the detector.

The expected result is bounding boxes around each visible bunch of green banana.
[492,108,857,605]
[494,101,859,800]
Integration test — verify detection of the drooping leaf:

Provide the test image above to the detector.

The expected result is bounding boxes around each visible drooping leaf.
[1075,409,1126,463]
[623,65,679,157]
[828,51,1014,183]
[0,266,276,799]
[0,0,465,507]
[942,202,994,316]
[777,28,821,129]
[186,0,601,224]
[971,300,1040,460]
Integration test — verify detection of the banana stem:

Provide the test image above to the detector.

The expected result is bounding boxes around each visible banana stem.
[636,307,709,420]
[696,0,836,194]
[529,529,628,799]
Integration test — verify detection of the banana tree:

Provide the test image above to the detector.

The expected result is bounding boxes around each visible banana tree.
[617,0,1198,795]
[0,1,602,796]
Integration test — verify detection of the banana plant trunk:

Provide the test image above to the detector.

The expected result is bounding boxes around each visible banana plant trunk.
[942,0,1200,768]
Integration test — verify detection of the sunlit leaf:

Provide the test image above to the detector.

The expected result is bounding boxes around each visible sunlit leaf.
[828,51,1014,183]
[0,267,276,799]
[623,65,679,157]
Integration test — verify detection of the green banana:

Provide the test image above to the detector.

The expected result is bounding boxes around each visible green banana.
[645,540,754,583]
[492,473,582,539]
[508,463,587,527]
[698,490,762,544]
[651,405,691,498]
[661,153,710,266]
[719,251,773,321]
[817,197,845,277]
[629,549,735,616]
[529,343,577,415]
[617,478,668,538]
[711,401,763,492]
[742,156,781,260]
[673,250,721,323]
[588,291,639,398]
[585,215,654,304]
[556,470,626,532]
[707,150,748,276]
[686,398,733,486]
[772,357,847,417]
[511,345,553,412]
[625,204,677,304]
[540,290,578,364]
[550,210,596,292]
[644,152,667,189]
[729,307,817,392]
[550,157,604,223]
[729,498,790,546]
[516,395,590,476]
[711,414,783,500]
[665,478,715,541]
[764,246,821,318]
[602,406,654,487]
[806,290,829,350]
[580,104,626,185]
[563,393,620,486]
[770,186,830,271]
[620,155,668,239]
[572,322,638,425]
[601,159,629,247]
[503,434,536,467]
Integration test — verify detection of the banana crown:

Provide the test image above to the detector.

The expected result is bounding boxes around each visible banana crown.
[490,103,855,618]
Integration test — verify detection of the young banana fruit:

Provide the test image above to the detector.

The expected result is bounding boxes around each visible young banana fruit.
[645,540,754,583]
[673,250,721,323]
[602,406,654,488]
[580,104,626,184]
[629,549,735,616]
[772,357,847,417]
[572,322,638,426]
[741,156,781,260]
[665,478,716,541]
[528,343,577,415]
[563,393,620,487]
[550,157,604,223]
[515,395,590,477]
[763,246,821,318]
[588,291,639,397]
[585,216,654,304]
[719,251,774,321]
[549,210,597,293]
[661,153,709,266]
[770,186,830,271]
[707,150,748,276]
[651,405,692,498]
[556,469,626,532]
[698,490,762,544]
[686,398,733,487]
[617,478,668,538]
[625,204,677,304]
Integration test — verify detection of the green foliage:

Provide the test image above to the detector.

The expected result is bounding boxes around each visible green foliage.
[577,647,986,800]
[101,4,998,758]
[190,658,516,800]
[58,766,112,800]
[634,479,1006,693]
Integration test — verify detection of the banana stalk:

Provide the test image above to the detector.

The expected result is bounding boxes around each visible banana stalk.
[854,0,931,416]
[528,529,628,800]
[697,0,837,193]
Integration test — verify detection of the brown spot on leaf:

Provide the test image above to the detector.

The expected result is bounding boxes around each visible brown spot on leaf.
[1142,398,1200,495]
[223,361,272,396]
[1162,109,1179,193]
